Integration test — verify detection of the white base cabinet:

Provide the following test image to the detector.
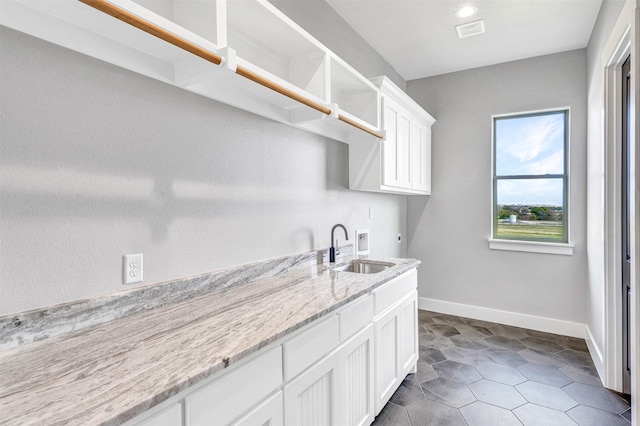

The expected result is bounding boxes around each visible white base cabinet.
[349,76,435,195]
[373,271,419,414]
[125,269,417,426]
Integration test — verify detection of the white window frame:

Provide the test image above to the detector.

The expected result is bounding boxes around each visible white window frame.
[489,107,574,255]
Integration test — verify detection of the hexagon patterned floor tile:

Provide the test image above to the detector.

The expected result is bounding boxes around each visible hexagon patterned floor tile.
[419,346,446,364]
[558,363,602,387]
[372,310,631,426]
[567,405,631,426]
[459,401,522,426]
[449,334,489,350]
[476,361,527,386]
[484,335,527,351]
[420,377,476,408]
[517,363,573,387]
[468,379,527,409]
[441,346,489,367]
[483,348,529,368]
[425,323,460,337]
[488,324,530,340]
[515,381,578,411]
[519,336,565,353]
[432,360,482,384]
[513,403,578,426]
[454,324,493,338]
[563,382,631,414]
[405,398,467,426]
[518,348,568,368]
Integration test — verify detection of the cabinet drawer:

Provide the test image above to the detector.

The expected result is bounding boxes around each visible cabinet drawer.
[186,346,283,426]
[339,295,373,341]
[283,315,340,381]
[373,270,417,316]
[131,402,182,426]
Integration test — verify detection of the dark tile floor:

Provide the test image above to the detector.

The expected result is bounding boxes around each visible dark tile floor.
[373,310,632,426]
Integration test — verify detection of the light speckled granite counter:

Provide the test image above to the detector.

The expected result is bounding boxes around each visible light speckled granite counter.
[0,251,420,425]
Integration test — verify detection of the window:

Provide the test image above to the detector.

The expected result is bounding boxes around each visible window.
[492,109,569,249]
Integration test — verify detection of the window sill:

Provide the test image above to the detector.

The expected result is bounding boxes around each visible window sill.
[488,239,574,255]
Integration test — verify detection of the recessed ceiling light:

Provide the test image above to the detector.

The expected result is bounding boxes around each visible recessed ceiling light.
[455,5,478,19]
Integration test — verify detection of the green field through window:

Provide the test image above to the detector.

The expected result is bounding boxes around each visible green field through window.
[496,222,563,240]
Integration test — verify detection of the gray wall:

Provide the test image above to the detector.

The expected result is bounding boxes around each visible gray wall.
[406,50,589,324]
[0,26,407,315]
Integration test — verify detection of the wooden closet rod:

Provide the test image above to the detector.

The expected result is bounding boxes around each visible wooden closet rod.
[338,114,384,139]
[235,66,331,115]
[79,0,382,139]
[79,0,223,66]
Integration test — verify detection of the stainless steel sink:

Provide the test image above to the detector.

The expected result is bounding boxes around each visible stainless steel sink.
[332,260,395,274]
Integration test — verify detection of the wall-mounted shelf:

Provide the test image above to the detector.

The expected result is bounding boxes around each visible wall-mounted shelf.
[1,0,382,143]
[227,0,326,101]
[1,0,225,85]
[130,0,226,48]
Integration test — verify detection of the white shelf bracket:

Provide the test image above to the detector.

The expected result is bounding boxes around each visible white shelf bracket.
[218,47,237,73]
[328,103,339,119]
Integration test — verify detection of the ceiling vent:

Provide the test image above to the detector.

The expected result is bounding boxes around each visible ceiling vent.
[456,19,485,39]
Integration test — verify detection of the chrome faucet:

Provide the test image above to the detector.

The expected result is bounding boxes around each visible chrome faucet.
[330,224,349,263]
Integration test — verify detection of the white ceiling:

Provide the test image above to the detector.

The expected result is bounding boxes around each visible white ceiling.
[325,0,603,81]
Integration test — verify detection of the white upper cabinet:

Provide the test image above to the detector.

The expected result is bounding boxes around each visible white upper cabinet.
[381,96,412,189]
[349,76,435,195]
[411,120,432,193]
[1,0,380,143]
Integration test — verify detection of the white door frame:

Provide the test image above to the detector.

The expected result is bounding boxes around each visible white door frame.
[602,1,638,423]
[603,10,630,394]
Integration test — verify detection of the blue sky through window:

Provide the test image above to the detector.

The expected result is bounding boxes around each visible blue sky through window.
[495,112,565,206]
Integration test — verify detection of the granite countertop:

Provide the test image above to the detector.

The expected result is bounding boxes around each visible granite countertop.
[0,254,420,425]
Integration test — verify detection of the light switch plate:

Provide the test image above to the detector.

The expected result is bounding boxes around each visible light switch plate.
[123,253,143,284]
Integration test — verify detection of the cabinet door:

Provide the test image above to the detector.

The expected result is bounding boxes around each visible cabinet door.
[382,97,412,189]
[284,354,338,426]
[337,325,374,426]
[411,122,432,193]
[373,290,418,415]
[398,293,419,375]
[232,392,283,426]
[373,303,401,415]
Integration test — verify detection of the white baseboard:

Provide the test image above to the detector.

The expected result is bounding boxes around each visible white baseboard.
[418,297,587,338]
[584,325,605,384]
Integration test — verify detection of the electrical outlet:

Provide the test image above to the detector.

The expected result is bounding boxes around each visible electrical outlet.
[123,253,143,284]
[397,233,402,244]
